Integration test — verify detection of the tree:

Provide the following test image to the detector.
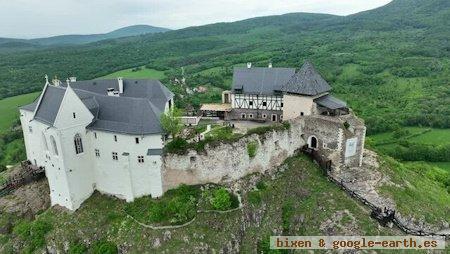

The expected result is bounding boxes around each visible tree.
[160,107,183,138]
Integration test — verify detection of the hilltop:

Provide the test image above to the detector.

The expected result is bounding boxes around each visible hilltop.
[0,25,170,51]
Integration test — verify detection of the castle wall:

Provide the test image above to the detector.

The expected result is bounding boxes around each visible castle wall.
[161,119,305,191]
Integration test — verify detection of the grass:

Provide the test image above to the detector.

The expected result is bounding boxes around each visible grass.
[0,92,40,132]
[98,67,166,80]
[378,157,450,224]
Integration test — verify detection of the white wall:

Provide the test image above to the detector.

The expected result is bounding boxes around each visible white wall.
[283,94,318,120]
[91,131,164,201]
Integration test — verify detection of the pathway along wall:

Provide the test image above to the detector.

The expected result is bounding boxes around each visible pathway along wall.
[161,119,305,191]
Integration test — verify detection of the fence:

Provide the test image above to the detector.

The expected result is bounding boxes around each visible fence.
[0,161,45,198]
[301,149,449,239]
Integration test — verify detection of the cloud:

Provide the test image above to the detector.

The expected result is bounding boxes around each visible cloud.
[0,0,392,38]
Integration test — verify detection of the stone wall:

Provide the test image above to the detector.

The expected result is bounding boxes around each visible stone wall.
[162,113,366,191]
[162,119,305,191]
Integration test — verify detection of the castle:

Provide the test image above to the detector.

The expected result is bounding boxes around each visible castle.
[20,62,366,211]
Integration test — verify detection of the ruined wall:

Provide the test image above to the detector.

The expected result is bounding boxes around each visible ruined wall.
[162,119,305,191]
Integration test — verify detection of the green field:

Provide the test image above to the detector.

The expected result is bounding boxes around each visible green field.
[369,127,450,146]
[98,67,166,80]
[0,92,40,132]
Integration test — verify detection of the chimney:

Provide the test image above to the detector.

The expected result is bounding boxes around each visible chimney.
[66,78,70,86]
[247,62,252,69]
[69,77,77,82]
[52,77,61,87]
[268,62,273,68]
[118,77,124,94]
[45,74,49,85]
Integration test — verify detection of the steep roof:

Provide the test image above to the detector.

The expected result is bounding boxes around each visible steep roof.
[33,86,66,125]
[232,67,295,95]
[21,79,173,135]
[281,61,331,96]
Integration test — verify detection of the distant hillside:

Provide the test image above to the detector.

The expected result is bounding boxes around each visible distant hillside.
[0,0,449,133]
[0,25,170,50]
[29,25,170,46]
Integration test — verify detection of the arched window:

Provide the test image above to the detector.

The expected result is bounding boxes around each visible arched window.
[50,136,58,155]
[42,133,48,151]
[74,134,84,154]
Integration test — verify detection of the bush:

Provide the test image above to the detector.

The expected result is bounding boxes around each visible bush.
[256,180,267,190]
[92,240,118,254]
[164,138,189,153]
[13,219,52,253]
[248,191,262,205]
[392,129,411,139]
[247,141,258,158]
[68,242,88,254]
[210,188,232,211]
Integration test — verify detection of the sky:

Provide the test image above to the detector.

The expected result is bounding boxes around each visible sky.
[1,0,392,39]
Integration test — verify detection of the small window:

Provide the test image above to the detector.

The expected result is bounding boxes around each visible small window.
[241,113,246,119]
[249,114,254,119]
[74,134,84,154]
[94,132,97,139]
[138,156,144,163]
[300,112,304,116]
[135,137,140,144]
[249,101,253,106]
[29,126,33,133]
[280,103,284,107]
[95,149,100,157]
[42,133,48,150]
[112,152,118,161]
[73,112,76,119]
[262,114,267,119]
[114,135,117,142]
[280,115,283,120]
[262,101,267,107]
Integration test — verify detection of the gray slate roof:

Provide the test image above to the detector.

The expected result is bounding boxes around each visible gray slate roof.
[33,86,66,125]
[314,95,347,110]
[281,62,331,96]
[21,79,173,135]
[232,67,295,95]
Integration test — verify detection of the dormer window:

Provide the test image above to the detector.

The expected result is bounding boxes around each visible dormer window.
[135,137,140,144]
[114,135,117,142]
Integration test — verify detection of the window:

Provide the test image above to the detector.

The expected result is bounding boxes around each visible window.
[50,136,58,155]
[42,133,48,150]
[94,132,97,139]
[300,112,304,116]
[280,115,283,120]
[135,137,140,144]
[249,101,253,106]
[280,103,284,107]
[138,156,144,163]
[241,113,246,119]
[249,114,254,118]
[262,101,267,107]
[95,149,100,157]
[74,134,84,154]
[262,114,267,119]
[114,135,117,142]
[28,126,33,133]
[73,112,76,119]
[112,152,118,161]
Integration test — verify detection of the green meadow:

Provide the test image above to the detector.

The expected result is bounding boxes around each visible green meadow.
[0,92,40,132]
[98,67,166,80]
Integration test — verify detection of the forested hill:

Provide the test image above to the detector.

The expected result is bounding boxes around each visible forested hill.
[0,0,449,134]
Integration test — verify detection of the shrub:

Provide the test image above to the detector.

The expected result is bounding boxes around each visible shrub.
[248,191,262,205]
[13,219,52,253]
[392,129,410,139]
[164,138,189,153]
[92,240,118,254]
[0,164,6,173]
[210,188,232,211]
[256,180,267,190]
[68,242,88,254]
[247,141,258,158]
[167,195,197,224]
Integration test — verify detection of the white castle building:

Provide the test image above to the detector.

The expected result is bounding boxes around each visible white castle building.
[19,77,174,210]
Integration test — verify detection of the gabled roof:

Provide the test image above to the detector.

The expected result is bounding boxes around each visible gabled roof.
[281,61,331,96]
[314,94,347,110]
[33,86,66,125]
[21,79,173,135]
[232,67,295,95]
